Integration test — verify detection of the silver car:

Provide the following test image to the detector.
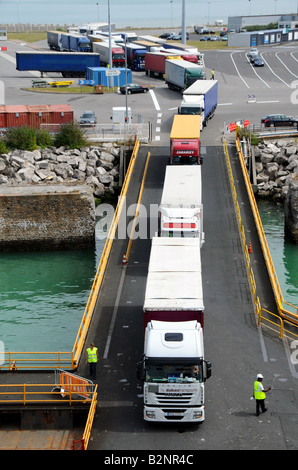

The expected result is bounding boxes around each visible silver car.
[79,110,97,126]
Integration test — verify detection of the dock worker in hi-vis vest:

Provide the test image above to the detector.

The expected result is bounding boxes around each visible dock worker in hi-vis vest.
[253,374,272,416]
[86,343,99,381]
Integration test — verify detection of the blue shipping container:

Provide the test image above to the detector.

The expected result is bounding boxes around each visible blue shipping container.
[86,67,132,86]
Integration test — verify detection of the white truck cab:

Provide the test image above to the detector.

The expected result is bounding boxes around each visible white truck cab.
[137,320,211,423]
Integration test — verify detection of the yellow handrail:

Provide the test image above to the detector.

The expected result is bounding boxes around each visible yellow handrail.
[235,138,298,325]
[71,138,140,367]
[223,138,298,339]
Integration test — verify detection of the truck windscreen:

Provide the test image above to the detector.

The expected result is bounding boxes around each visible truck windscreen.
[145,362,203,383]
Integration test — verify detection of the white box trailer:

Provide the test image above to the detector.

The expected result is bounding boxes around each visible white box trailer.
[143,237,204,328]
[159,166,204,245]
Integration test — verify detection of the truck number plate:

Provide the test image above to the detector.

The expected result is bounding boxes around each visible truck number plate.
[167,412,184,417]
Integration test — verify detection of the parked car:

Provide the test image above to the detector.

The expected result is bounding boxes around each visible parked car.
[210,35,221,41]
[170,33,182,40]
[120,83,149,94]
[220,30,227,37]
[221,35,228,41]
[179,31,190,39]
[247,48,259,62]
[253,56,264,66]
[200,36,211,41]
[79,110,97,125]
[261,114,298,127]
[159,32,174,39]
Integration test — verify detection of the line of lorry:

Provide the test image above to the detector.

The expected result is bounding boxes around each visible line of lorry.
[137,163,212,423]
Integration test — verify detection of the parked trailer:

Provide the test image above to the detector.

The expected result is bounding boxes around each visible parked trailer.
[16,51,101,78]
[179,80,218,129]
[125,43,146,71]
[92,42,125,68]
[145,52,182,78]
[170,114,201,165]
[143,237,205,328]
[165,59,205,92]
[159,166,204,245]
[47,31,63,51]
[61,33,92,52]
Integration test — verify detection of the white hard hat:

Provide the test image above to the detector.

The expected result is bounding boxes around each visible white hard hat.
[257,374,263,379]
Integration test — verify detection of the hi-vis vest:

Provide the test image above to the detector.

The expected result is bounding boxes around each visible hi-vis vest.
[87,347,98,363]
[254,381,266,400]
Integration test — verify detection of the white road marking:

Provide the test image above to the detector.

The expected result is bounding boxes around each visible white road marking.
[260,52,290,88]
[149,89,161,111]
[230,51,249,88]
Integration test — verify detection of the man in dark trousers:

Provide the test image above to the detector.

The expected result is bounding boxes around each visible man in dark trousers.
[86,342,99,381]
[253,374,272,416]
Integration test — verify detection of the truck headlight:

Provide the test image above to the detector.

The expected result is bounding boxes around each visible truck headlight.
[193,410,203,419]
[146,410,156,419]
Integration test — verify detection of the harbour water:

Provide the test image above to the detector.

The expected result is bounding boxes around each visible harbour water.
[0,238,105,353]
[0,0,295,29]
[257,199,298,309]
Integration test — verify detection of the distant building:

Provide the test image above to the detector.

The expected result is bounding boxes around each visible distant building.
[227,14,298,47]
[228,14,281,32]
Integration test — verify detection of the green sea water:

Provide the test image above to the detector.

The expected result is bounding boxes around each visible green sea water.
[0,242,104,352]
[257,199,298,309]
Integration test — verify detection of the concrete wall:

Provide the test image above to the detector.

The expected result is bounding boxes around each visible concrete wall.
[0,183,95,251]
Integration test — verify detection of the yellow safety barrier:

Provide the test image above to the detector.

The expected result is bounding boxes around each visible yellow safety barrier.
[235,138,298,325]
[223,138,298,340]
[0,383,96,406]
[1,351,73,371]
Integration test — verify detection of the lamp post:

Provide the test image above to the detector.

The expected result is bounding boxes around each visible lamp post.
[96,2,99,22]
[108,0,113,88]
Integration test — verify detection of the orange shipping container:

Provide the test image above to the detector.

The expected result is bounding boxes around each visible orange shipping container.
[27,105,51,128]
[0,105,6,127]
[48,104,74,124]
[5,105,29,127]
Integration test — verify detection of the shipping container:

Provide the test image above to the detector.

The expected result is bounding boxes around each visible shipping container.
[5,105,29,128]
[0,105,6,127]
[48,104,74,124]
[27,105,51,128]
[0,105,73,129]
[86,67,132,87]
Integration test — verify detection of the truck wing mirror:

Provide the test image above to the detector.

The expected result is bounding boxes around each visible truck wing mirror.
[204,360,212,380]
[137,361,145,381]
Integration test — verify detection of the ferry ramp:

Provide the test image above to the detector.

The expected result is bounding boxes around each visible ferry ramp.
[1,139,297,450]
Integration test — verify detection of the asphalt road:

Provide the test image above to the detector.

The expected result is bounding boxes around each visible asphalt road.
[0,37,298,453]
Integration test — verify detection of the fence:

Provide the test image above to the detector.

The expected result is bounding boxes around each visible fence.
[40,122,151,143]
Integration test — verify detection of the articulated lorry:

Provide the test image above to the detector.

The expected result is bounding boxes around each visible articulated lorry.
[47,31,91,52]
[16,51,101,78]
[159,166,204,245]
[143,237,205,328]
[179,80,218,129]
[165,59,205,92]
[145,52,182,78]
[137,320,211,422]
[170,114,201,165]
[125,43,146,71]
[92,42,125,67]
